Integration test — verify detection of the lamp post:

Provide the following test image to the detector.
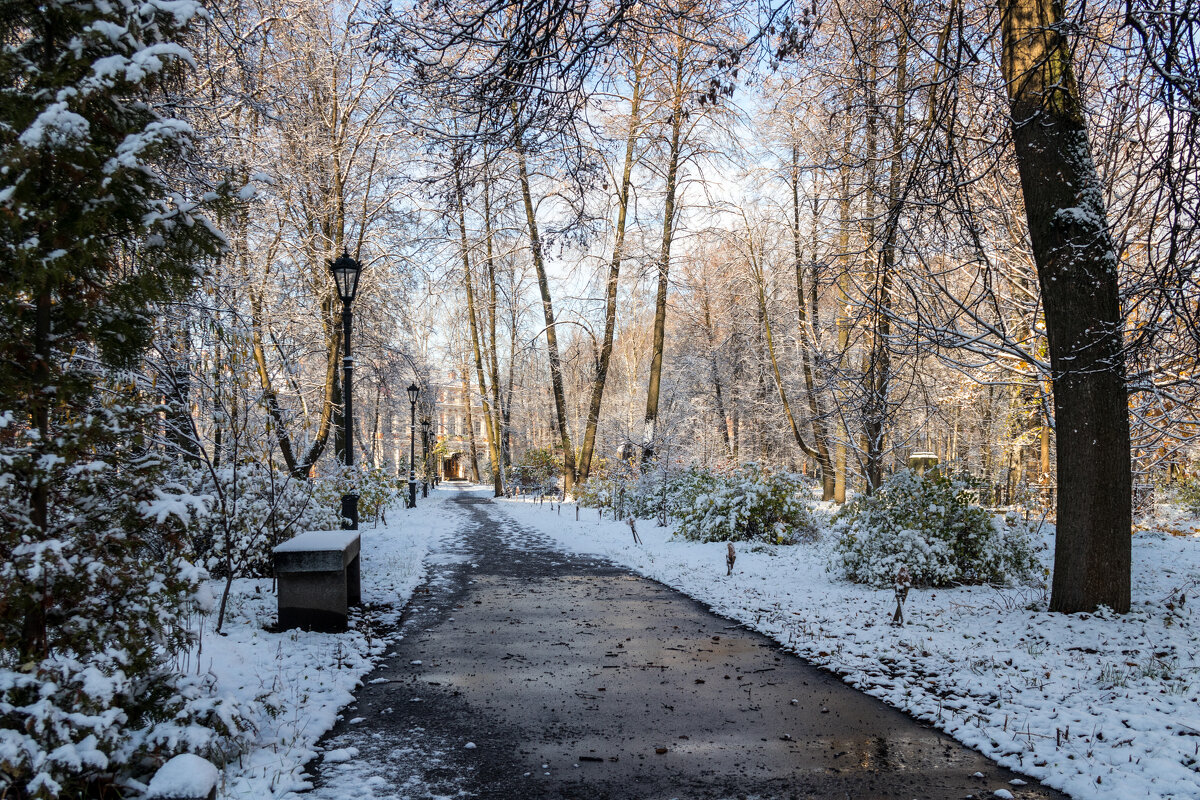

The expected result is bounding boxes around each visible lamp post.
[329,251,363,530]
[407,382,419,508]
[421,415,431,497]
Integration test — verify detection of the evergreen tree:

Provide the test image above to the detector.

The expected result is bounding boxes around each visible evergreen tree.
[0,0,223,410]
[0,2,244,796]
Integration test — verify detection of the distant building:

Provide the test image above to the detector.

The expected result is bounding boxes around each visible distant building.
[433,375,489,480]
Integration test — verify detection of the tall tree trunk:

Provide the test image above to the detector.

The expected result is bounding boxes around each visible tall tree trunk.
[166,323,198,464]
[834,110,854,503]
[516,139,577,494]
[1040,408,1051,482]
[642,38,686,466]
[747,218,819,461]
[455,161,502,493]
[859,35,882,493]
[370,381,382,469]
[863,17,906,492]
[699,280,732,459]
[503,295,518,467]
[482,167,506,495]
[982,385,997,500]
[791,145,836,498]
[1001,0,1131,612]
[579,53,645,485]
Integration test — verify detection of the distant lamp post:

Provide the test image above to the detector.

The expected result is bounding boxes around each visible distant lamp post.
[329,250,363,530]
[407,382,419,508]
[421,415,431,497]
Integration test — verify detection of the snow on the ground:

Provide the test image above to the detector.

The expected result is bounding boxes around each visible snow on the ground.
[146,753,219,799]
[188,488,456,799]
[497,495,1200,800]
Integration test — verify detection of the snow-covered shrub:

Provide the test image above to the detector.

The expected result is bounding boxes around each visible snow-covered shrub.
[312,464,403,527]
[1169,474,1200,516]
[656,464,721,521]
[0,408,250,799]
[831,470,1038,588]
[575,475,617,509]
[183,463,338,580]
[510,448,562,493]
[576,463,719,522]
[356,467,404,525]
[675,465,821,544]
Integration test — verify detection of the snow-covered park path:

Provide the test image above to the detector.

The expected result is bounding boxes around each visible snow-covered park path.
[299,486,1063,799]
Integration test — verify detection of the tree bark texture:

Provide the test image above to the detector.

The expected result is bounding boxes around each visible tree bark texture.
[1001,0,1132,612]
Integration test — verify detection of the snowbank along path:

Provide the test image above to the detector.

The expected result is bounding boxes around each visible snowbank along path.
[299,486,1066,799]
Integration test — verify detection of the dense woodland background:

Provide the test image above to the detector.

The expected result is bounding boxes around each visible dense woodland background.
[168,0,1197,498]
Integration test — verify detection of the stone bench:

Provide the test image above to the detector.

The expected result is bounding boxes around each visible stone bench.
[273,530,361,632]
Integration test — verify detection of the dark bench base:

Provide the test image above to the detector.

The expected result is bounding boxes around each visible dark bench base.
[277,604,353,633]
[274,531,361,632]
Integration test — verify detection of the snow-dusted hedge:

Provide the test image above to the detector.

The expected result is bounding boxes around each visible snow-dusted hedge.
[1169,473,1200,515]
[578,463,822,544]
[675,465,822,544]
[350,466,406,525]
[831,470,1038,588]
[576,463,717,522]
[510,447,562,493]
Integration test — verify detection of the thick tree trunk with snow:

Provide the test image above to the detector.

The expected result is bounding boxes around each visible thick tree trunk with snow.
[1001,0,1131,613]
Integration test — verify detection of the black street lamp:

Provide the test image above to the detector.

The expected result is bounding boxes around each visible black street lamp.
[407,382,419,508]
[421,415,431,497]
[329,250,363,530]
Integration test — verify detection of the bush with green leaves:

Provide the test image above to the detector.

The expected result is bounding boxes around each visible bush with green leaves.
[510,448,562,493]
[357,467,404,524]
[675,465,822,544]
[1167,472,1200,516]
[831,470,1038,588]
[313,464,403,527]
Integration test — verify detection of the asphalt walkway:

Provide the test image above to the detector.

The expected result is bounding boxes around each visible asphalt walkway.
[303,488,1067,800]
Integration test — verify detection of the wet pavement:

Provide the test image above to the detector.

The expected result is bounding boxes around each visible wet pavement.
[302,488,1068,799]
